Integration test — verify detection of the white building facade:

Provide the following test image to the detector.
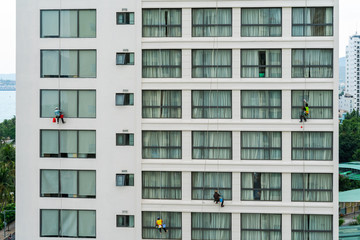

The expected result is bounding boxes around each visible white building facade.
[16,0,339,239]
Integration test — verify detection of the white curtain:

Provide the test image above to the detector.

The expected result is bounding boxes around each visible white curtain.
[60,50,78,77]
[192,9,232,37]
[192,131,232,159]
[79,10,96,38]
[79,50,96,78]
[142,90,181,118]
[78,211,96,237]
[60,131,77,157]
[41,10,59,37]
[41,130,59,157]
[292,7,333,36]
[79,170,96,197]
[292,215,332,240]
[241,173,254,200]
[241,214,281,240]
[292,49,333,78]
[60,210,77,237]
[142,171,182,199]
[191,213,231,240]
[41,170,59,196]
[41,210,59,236]
[60,10,77,37]
[241,50,282,78]
[41,50,59,77]
[292,132,332,160]
[78,131,96,157]
[292,174,332,202]
[292,90,332,119]
[241,132,282,160]
[242,173,281,201]
[78,90,96,118]
[41,90,59,118]
[192,172,232,200]
[192,50,232,78]
[60,90,77,117]
[142,9,181,37]
[142,50,181,78]
[60,170,77,197]
[241,8,281,37]
[142,131,181,159]
[192,90,232,119]
[142,211,182,239]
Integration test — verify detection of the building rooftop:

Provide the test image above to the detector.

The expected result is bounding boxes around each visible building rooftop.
[339,226,360,239]
[340,189,360,202]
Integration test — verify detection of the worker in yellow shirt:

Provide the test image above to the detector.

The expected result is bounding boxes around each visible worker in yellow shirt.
[156,217,167,233]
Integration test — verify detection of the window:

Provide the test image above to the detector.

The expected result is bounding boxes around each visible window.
[41,170,96,198]
[142,211,182,239]
[192,213,231,240]
[192,9,232,37]
[40,90,96,118]
[292,215,332,240]
[116,174,134,186]
[116,53,134,65]
[142,50,182,78]
[192,131,232,159]
[192,172,232,200]
[241,50,282,78]
[241,132,282,160]
[142,131,182,159]
[40,130,96,158]
[292,49,333,78]
[241,173,281,201]
[142,171,182,199]
[117,12,134,24]
[292,132,332,160]
[142,9,181,37]
[241,90,282,119]
[192,49,232,78]
[116,93,134,106]
[291,90,333,119]
[241,213,281,239]
[116,134,134,146]
[142,90,181,118]
[117,215,134,227]
[292,8,333,36]
[292,173,332,202]
[41,50,96,78]
[41,10,96,38]
[40,209,96,238]
[192,90,232,119]
[241,8,282,37]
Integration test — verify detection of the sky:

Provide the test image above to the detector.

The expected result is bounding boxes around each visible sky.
[0,0,356,73]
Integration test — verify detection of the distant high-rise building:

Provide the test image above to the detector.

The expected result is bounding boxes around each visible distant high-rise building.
[16,0,339,239]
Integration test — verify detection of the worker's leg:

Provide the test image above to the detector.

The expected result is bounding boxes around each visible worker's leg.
[56,116,59,124]
[61,117,65,124]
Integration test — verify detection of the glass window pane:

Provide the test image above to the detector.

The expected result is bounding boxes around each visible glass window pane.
[60,131,77,158]
[60,210,77,237]
[41,10,59,37]
[78,91,96,117]
[79,50,96,78]
[41,50,59,77]
[142,211,182,239]
[60,50,78,77]
[79,211,96,237]
[41,170,59,196]
[78,131,96,157]
[41,130,59,157]
[60,170,77,196]
[60,10,78,37]
[142,131,182,159]
[79,171,96,197]
[41,210,59,237]
[142,50,182,78]
[41,90,59,118]
[79,10,96,38]
[60,90,77,118]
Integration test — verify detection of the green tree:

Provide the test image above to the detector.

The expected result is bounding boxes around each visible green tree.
[339,112,360,162]
[0,117,15,141]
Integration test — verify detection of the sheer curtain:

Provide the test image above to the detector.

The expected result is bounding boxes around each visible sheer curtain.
[41,10,60,37]
[292,49,333,78]
[78,211,96,237]
[292,215,332,240]
[192,172,232,200]
[41,130,59,157]
[191,213,231,240]
[142,9,181,37]
[241,50,281,78]
[79,10,96,38]
[78,90,96,118]
[260,173,282,200]
[241,214,281,240]
[192,9,232,37]
[142,90,181,118]
[142,171,181,199]
[241,173,254,200]
[60,10,77,37]
[292,8,333,36]
[241,90,281,119]
[142,131,182,159]
[60,90,77,117]
[78,131,96,158]
[192,50,232,78]
[192,90,232,119]
[60,50,78,77]
[41,210,59,236]
[308,173,332,202]
[291,174,304,201]
[41,50,60,77]
[60,170,77,197]
[41,170,59,196]
[60,131,77,157]
[60,210,77,237]
[241,132,282,160]
[143,50,181,78]
[41,90,59,117]
[142,211,182,239]
[241,8,281,37]
[292,132,332,160]
[79,50,96,78]
[192,131,232,159]
[79,171,96,197]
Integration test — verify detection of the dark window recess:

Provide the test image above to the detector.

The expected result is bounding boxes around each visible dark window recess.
[116,174,134,186]
[259,51,266,77]
[117,215,135,227]
[116,134,134,146]
[117,12,135,24]
[116,93,134,106]
[116,53,134,65]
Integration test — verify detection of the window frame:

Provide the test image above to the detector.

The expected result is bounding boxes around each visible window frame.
[40,130,96,158]
[192,49,232,78]
[40,169,96,198]
[191,212,232,239]
[292,7,333,37]
[40,9,97,38]
[116,174,134,186]
[291,90,333,119]
[40,89,96,118]
[192,131,233,160]
[40,49,97,78]
[241,8,282,37]
[142,131,182,159]
[142,171,182,200]
[291,49,333,78]
[191,90,232,119]
[241,213,282,238]
[116,12,135,25]
[241,172,282,201]
[142,211,182,239]
[241,90,282,119]
[241,49,282,78]
[291,214,333,239]
[115,93,134,106]
[142,49,182,78]
[241,131,282,160]
[116,133,134,146]
[116,52,135,65]
[291,173,333,202]
[40,209,96,238]
[116,215,135,227]
[142,9,182,37]
[191,172,232,200]
[192,8,232,37]
[142,90,182,119]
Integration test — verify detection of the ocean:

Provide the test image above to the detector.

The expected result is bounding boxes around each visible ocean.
[0,91,16,122]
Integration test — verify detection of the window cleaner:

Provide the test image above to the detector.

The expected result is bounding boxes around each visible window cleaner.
[54,107,65,124]
[156,217,167,233]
